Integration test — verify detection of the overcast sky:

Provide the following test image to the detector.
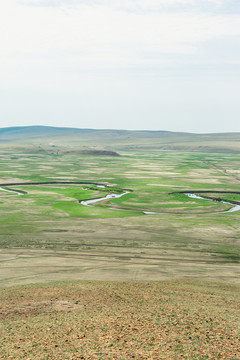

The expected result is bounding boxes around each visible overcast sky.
[0,0,240,133]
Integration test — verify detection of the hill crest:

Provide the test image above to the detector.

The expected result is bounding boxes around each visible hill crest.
[1,125,240,153]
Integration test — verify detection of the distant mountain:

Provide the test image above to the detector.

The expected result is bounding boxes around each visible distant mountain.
[0,126,240,153]
[0,126,94,140]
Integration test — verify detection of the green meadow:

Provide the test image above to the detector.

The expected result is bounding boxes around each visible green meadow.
[0,149,240,286]
[0,137,240,359]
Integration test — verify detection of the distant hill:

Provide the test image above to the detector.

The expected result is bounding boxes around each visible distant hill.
[0,126,94,141]
[0,125,240,153]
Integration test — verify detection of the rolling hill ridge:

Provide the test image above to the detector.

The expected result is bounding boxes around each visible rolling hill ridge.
[1,125,240,153]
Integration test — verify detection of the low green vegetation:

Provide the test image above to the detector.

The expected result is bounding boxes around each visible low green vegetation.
[0,149,240,286]
[1,135,240,359]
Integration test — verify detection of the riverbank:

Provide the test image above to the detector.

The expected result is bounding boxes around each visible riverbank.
[2,182,240,214]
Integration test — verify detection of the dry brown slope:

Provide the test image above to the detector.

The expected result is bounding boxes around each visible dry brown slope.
[0,279,239,359]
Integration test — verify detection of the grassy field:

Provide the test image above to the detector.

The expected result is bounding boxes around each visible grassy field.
[0,141,240,359]
[0,149,240,286]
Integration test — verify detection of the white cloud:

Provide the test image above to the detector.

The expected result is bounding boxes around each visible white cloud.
[17,0,225,9]
[17,0,240,15]
[1,0,240,133]
[1,0,240,70]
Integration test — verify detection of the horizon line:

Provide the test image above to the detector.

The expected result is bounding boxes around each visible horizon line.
[1,125,240,136]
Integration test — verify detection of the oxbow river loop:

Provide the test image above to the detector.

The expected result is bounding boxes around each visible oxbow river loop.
[1,182,240,213]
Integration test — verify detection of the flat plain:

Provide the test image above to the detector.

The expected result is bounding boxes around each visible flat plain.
[0,128,239,359]
[0,149,240,286]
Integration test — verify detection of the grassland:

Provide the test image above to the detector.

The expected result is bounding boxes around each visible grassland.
[0,132,240,359]
[1,126,240,153]
[0,279,239,359]
[0,149,240,286]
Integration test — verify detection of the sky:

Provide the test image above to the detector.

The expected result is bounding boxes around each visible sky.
[0,0,240,133]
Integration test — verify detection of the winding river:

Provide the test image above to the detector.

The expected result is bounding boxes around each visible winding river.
[1,182,240,214]
[184,193,240,213]
[0,187,24,197]
[81,191,131,206]
[0,182,134,211]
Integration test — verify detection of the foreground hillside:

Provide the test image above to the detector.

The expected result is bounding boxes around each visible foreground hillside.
[0,279,239,360]
[1,126,240,153]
